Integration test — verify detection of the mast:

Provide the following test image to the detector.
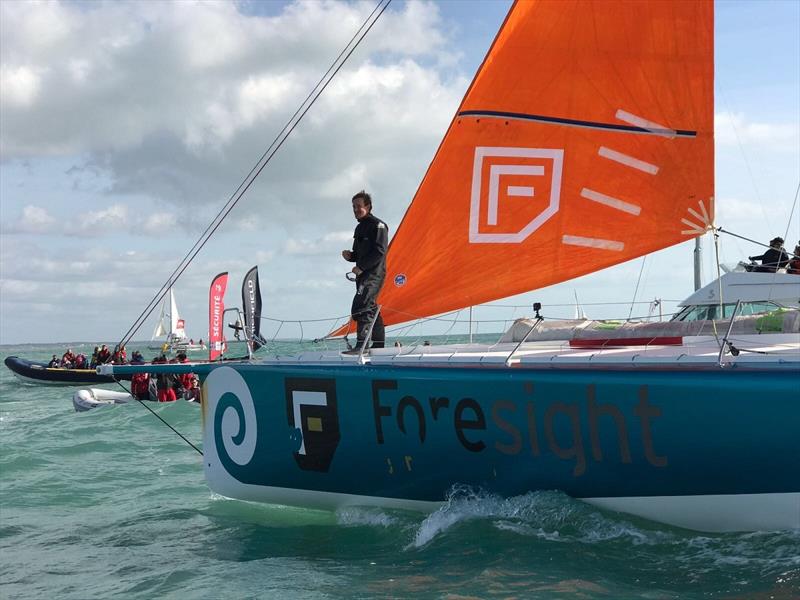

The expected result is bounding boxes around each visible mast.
[694,237,703,291]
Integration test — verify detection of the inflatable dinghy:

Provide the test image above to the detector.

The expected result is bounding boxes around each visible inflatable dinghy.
[73,388,135,412]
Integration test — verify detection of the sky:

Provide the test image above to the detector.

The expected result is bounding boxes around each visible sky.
[1,0,798,345]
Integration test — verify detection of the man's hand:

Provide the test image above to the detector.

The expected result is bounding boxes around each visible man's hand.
[352,266,363,276]
[342,250,353,261]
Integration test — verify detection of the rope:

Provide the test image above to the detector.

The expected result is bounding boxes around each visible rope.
[117,0,393,348]
[627,256,647,321]
[113,379,203,456]
[715,79,773,232]
[782,181,800,247]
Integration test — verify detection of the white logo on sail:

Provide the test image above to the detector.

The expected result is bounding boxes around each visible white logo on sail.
[469,147,564,243]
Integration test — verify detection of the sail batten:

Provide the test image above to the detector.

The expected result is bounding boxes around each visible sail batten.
[335,0,714,335]
[457,110,697,137]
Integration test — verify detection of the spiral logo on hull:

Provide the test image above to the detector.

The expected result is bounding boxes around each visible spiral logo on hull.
[207,366,258,467]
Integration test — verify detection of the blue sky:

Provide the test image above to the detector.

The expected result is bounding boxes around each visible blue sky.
[1,0,798,345]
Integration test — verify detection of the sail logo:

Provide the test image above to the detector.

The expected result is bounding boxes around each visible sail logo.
[469,147,564,243]
[285,378,341,472]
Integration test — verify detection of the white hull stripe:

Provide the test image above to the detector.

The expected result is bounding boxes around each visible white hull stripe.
[205,470,800,533]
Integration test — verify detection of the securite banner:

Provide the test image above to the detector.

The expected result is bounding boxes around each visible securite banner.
[241,266,263,352]
[208,272,229,361]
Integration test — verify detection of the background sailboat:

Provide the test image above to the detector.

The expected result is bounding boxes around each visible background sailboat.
[148,289,205,353]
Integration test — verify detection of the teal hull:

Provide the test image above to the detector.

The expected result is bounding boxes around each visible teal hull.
[194,362,799,530]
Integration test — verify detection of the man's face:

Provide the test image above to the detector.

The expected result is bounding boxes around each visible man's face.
[352,198,369,221]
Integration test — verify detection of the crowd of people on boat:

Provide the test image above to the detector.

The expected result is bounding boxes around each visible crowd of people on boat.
[47,345,200,404]
[748,237,800,274]
[48,346,132,369]
[129,352,200,403]
[48,349,88,369]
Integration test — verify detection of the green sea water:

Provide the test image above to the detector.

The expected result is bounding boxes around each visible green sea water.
[1,342,798,599]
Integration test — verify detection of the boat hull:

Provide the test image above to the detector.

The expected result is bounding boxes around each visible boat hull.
[4,356,130,386]
[200,363,800,532]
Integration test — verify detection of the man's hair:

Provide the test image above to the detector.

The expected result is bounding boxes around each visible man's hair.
[352,190,372,209]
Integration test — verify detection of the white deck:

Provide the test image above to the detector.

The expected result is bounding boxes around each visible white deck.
[261,333,800,370]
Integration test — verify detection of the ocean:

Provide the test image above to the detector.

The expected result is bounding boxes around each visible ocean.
[1,342,798,599]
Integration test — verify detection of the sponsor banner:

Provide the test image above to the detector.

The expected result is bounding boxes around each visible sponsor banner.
[208,272,229,361]
[241,266,263,352]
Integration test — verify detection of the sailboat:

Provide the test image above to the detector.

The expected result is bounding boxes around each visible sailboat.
[103,0,799,532]
[148,289,206,353]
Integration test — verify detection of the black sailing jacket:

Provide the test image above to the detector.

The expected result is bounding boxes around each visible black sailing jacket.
[348,213,388,283]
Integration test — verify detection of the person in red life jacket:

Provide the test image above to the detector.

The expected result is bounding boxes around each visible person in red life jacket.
[788,243,800,275]
[97,345,112,364]
[175,352,194,391]
[130,372,150,401]
[119,345,127,363]
[184,376,201,403]
[168,357,187,397]
[73,354,87,369]
[156,367,177,403]
[156,374,177,402]
[111,345,127,365]
[61,348,76,368]
[149,354,176,402]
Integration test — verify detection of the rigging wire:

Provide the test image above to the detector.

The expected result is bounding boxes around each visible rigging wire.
[715,78,773,233]
[782,181,800,247]
[716,226,797,254]
[627,256,647,321]
[769,181,800,302]
[117,0,393,349]
[113,379,203,456]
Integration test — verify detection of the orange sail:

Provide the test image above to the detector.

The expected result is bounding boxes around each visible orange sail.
[341,0,714,333]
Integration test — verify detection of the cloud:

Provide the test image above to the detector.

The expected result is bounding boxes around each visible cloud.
[1,202,181,237]
[715,111,799,149]
[142,211,179,235]
[282,230,354,256]
[0,64,43,107]
[11,205,56,233]
[0,0,463,236]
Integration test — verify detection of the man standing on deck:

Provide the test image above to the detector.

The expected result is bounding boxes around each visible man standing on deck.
[341,190,388,353]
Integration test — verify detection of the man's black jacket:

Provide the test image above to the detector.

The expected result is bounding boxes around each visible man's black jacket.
[348,213,388,282]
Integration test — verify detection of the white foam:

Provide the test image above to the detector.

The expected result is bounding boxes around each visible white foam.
[335,507,399,528]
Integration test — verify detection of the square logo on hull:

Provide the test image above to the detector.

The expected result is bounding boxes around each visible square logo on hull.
[285,378,340,472]
[469,147,564,243]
